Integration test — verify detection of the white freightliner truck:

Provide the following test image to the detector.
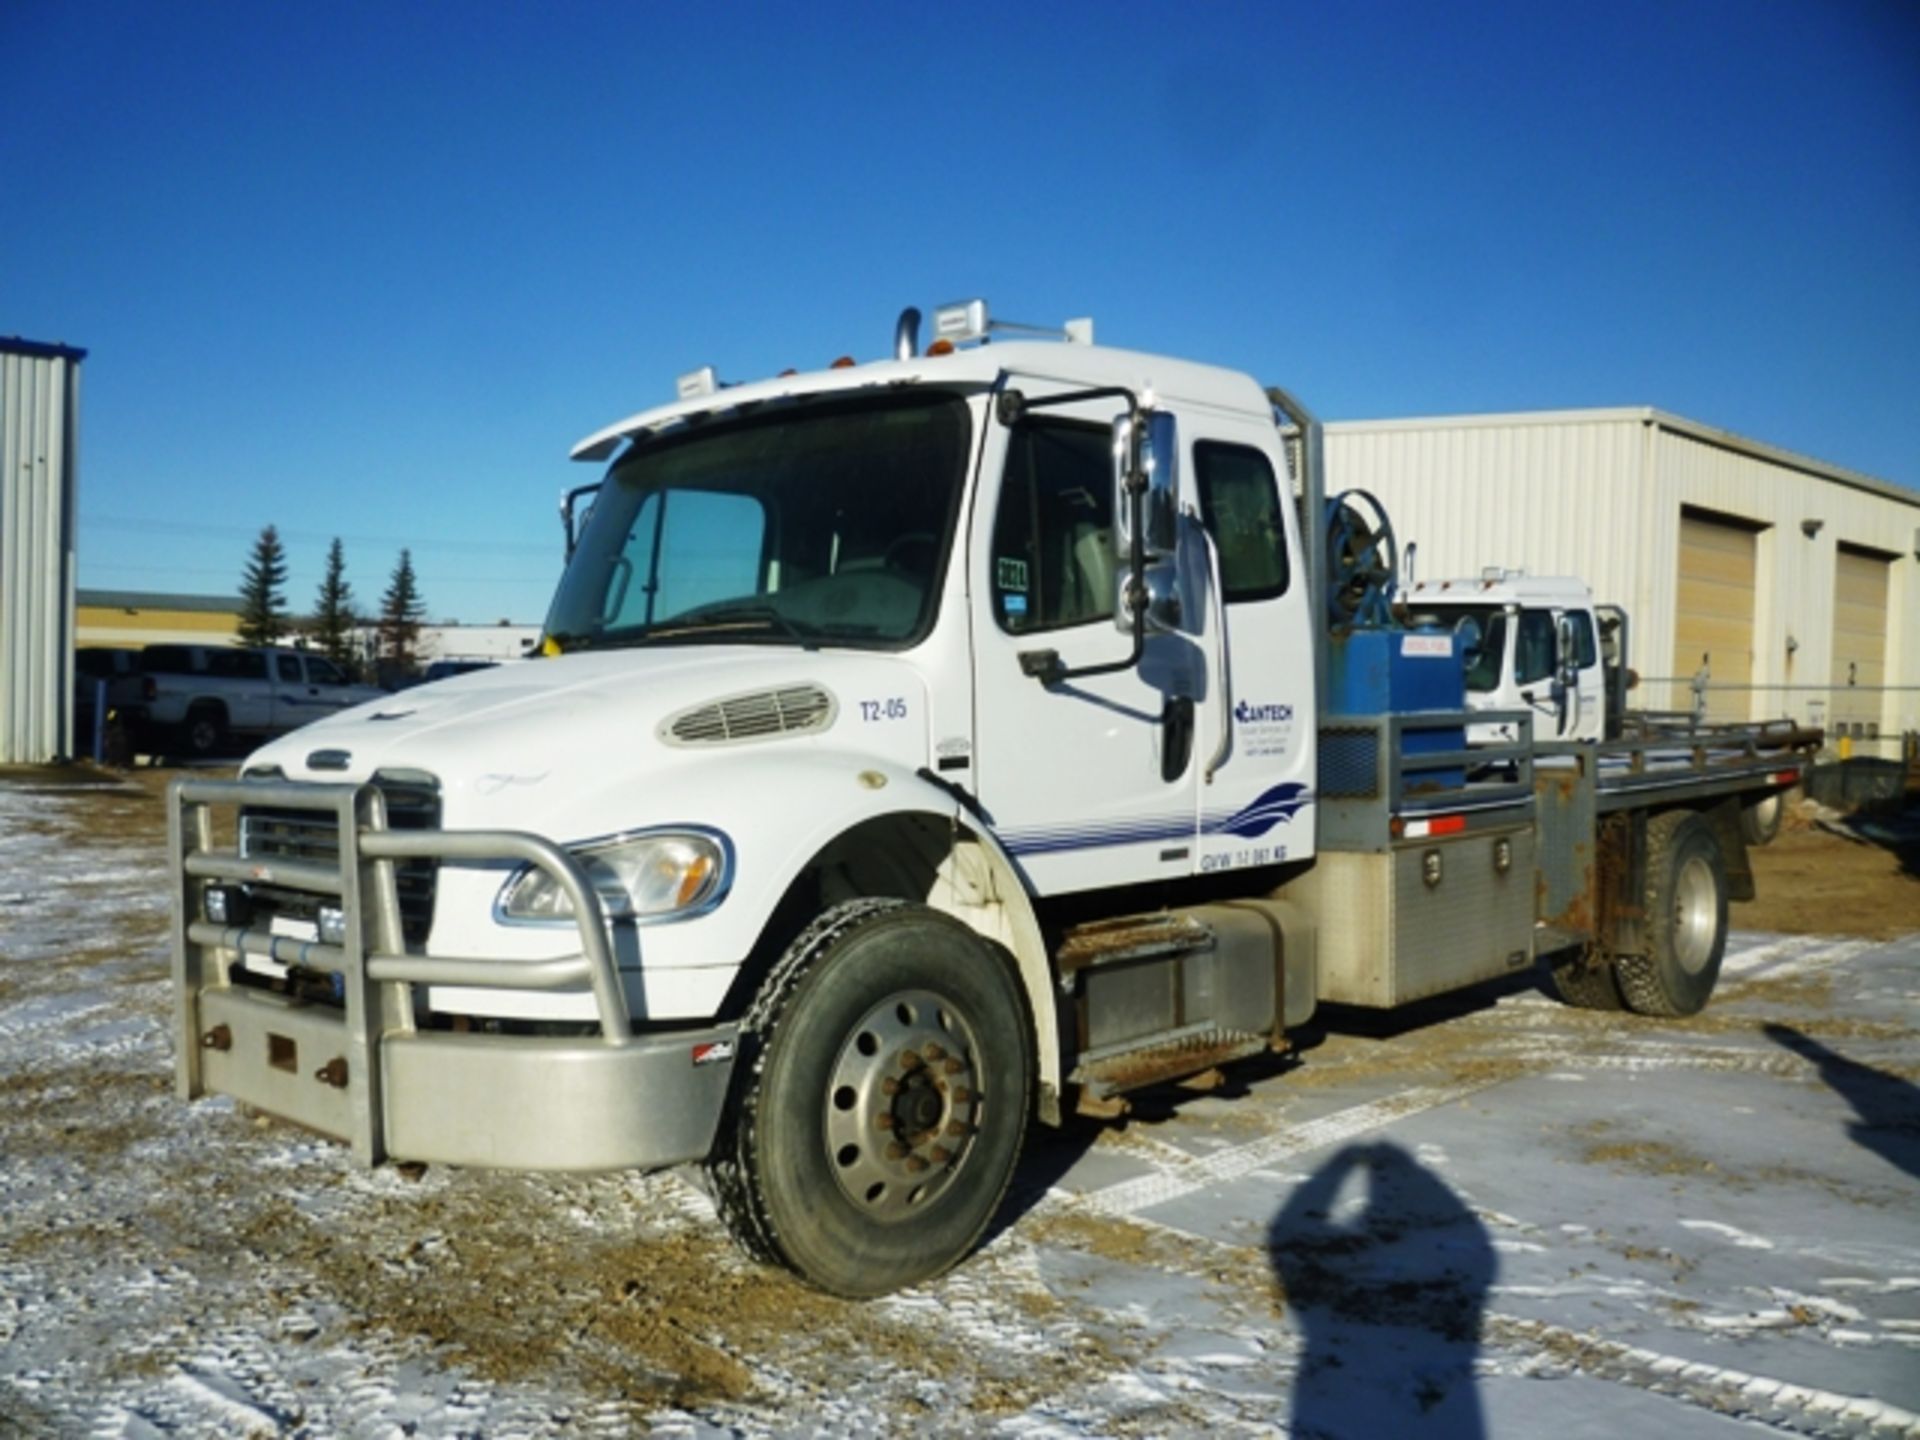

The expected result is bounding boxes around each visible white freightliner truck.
[1402,569,1792,843]
[167,302,1818,1295]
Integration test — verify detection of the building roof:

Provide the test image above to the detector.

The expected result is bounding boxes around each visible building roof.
[78,589,237,614]
[0,336,88,362]
[1326,406,1918,509]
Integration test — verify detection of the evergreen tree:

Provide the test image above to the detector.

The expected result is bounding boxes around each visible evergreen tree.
[312,537,358,677]
[237,524,289,647]
[378,548,427,677]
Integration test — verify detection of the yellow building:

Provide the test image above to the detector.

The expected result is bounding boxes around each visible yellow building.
[77,590,239,649]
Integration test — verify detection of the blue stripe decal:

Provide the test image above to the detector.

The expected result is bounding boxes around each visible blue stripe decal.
[1000,783,1313,857]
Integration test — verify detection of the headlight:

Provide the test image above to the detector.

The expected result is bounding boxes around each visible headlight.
[497,829,730,923]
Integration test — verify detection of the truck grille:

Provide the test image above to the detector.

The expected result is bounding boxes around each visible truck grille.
[240,772,442,945]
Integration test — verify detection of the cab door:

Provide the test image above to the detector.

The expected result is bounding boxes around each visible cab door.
[969,404,1203,898]
[1561,608,1606,742]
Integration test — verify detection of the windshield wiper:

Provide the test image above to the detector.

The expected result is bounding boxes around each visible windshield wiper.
[646,603,821,649]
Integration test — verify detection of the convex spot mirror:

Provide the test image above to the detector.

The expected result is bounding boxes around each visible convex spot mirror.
[1111,410,1182,634]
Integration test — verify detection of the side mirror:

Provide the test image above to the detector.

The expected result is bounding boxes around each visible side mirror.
[1112,410,1179,562]
[1555,613,1580,688]
[1111,410,1182,634]
[561,482,602,560]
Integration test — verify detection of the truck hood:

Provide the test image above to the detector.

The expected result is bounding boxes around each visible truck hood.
[244,647,928,820]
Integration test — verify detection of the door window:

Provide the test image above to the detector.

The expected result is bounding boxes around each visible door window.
[306,656,347,685]
[1515,610,1557,685]
[991,420,1114,634]
[209,651,268,681]
[1565,610,1598,668]
[1194,443,1289,602]
[276,654,303,682]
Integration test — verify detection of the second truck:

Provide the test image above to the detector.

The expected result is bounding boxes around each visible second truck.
[166,302,1817,1295]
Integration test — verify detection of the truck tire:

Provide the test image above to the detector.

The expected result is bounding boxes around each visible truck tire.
[1615,810,1727,1018]
[1546,950,1626,1011]
[705,898,1033,1296]
[184,704,228,759]
[1739,790,1783,847]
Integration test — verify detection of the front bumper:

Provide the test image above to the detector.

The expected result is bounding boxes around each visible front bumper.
[169,776,735,1172]
[190,983,735,1170]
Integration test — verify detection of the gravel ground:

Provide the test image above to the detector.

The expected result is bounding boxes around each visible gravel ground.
[2,769,1917,1438]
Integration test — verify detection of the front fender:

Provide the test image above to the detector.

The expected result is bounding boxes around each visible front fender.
[633,748,1064,1124]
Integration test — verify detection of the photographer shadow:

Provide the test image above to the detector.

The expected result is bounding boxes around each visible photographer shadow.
[1269,1141,1493,1439]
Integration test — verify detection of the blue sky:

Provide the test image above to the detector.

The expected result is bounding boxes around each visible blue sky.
[4,0,1916,624]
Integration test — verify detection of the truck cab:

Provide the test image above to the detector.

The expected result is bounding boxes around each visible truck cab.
[1403,573,1613,744]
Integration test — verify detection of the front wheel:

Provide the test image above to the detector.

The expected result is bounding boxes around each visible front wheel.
[1616,810,1728,1017]
[705,899,1033,1296]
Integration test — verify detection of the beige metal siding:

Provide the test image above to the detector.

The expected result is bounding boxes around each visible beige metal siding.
[1,342,84,764]
[1324,413,1648,629]
[1831,545,1890,735]
[1673,511,1757,719]
[1328,407,1920,752]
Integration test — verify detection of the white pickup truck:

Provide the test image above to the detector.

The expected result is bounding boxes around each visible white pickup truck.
[165,301,1815,1296]
[138,643,385,758]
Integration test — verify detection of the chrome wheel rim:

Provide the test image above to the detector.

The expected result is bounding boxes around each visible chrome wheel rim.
[1673,855,1719,974]
[823,988,982,1218]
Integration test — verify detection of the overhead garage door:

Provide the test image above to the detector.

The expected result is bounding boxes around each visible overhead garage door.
[1674,510,1757,720]
[1830,544,1891,737]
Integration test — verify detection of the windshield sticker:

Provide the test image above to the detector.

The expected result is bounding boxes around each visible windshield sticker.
[1233,699,1297,760]
[996,557,1029,592]
[1004,593,1028,616]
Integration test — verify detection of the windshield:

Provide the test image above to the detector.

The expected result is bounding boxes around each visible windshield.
[1426,604,1508,693]
[544,393,971,652]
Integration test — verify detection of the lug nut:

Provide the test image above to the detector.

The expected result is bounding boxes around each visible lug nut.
[899,1051,923,1070]
[952,1087,974,1104]
[875,1114,895,1131]
[923,1043,945,1062]
[904,1155,929,1174]
[946,1120,967,1138]
[943,1058,964,1076]
[881,1076,900,1096]
[886,1142,908,1160]
[929,1146,952,1165]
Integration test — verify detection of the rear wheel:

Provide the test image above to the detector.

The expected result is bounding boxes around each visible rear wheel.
[1739,790,1784,847]
[184,704,227,758]
[705,899,1033,1296]
[1546,950,1626,1010]
[1616,810,1728,1017]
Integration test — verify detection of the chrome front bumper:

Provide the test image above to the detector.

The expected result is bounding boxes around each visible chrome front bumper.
[169,777,736,1172]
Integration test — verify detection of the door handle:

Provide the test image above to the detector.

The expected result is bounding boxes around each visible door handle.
[1162,696,1195,782]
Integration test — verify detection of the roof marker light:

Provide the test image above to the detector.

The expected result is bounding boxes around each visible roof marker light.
[830,355,856,369]
[677,366,718,400]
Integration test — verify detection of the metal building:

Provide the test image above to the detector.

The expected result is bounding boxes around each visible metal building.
[1,337,86,764]
[1325,408,1919,756]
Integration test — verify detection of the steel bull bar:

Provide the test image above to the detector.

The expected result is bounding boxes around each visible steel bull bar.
[168,778,736,1172]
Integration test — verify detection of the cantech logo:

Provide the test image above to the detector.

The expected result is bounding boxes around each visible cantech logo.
[1234,700,1294,724]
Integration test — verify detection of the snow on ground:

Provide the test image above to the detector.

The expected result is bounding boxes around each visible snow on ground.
[2,773,1918,1438]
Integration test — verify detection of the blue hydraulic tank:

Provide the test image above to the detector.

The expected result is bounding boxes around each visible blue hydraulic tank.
[1327,627,1467,793]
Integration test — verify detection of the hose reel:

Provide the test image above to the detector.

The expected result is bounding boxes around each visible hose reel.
[1323,489,1399,631]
